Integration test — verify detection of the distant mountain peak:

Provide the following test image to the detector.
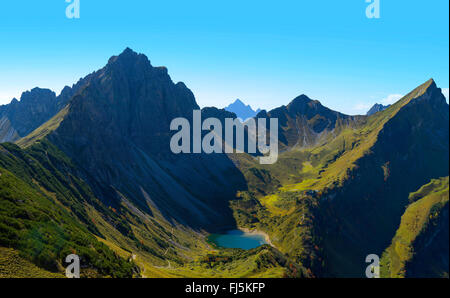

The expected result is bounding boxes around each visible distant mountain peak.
[224,99,261,121]
[20,88,56,104]
[230,98,248,107]
[366,103,390,116]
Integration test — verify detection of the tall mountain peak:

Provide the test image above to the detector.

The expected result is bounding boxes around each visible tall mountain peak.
[291,94,312,103]
[50,48,200,158]
[404,78,447,107]
[287,94,316,111]
[107,47,151,68]
[286,94,333,116]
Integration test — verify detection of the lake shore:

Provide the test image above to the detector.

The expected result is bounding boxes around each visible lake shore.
[238,227,274,247]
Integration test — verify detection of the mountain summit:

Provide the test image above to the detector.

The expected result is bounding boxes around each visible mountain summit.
[256,94,363,150]
[43,48,244,228]
[224,99,261,121]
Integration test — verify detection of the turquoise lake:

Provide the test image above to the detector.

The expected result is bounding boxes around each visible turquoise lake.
[209,229,268,250]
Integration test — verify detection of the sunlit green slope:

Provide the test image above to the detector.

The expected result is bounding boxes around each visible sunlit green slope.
[230,79,449,277]
[381,177,449,278]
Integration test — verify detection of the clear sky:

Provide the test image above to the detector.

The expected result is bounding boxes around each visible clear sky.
[0,0,448,114]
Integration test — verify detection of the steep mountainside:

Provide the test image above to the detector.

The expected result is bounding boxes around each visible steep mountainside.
[2,49,306,278]
[0,142,138,277]
[0,48,447,278]
[44,48,246,229]
[381,176,449,278]
[231,79,449,277]
[317,79,448,276]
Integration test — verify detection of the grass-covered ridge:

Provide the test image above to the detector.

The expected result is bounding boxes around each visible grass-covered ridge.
[380,177,449,278]
[228,79,448,277]
[16,105,69,148]
[0,142,138,277]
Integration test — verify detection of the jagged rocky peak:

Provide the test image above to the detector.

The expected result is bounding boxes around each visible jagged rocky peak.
[106,47,152,71]
[50,47,200,158]
[285,94,346,119]
[367,103,389,116]
[420,78,448,104]
[396,78,448,112]
[366,79,446,116]
[0,87,60,141]
[19,87,56,104]
[43,48,244,229]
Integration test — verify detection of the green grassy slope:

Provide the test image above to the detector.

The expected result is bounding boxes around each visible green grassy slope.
[16,105,69,148]
[229,79,449,277]
[0,142,137,277]
[380,177,449,278]
[1,139,300,277]
[0,247,63,278]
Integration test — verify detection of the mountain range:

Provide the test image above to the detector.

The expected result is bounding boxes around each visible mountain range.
[0,48,448,278]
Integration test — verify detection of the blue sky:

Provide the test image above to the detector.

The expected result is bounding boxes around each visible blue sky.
[0,0,448,114]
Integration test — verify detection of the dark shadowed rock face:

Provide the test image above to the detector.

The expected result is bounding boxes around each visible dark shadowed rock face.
[53,48,199,156]
[0,88,57,142]
[0,73,95,143]
[49,48,246,229]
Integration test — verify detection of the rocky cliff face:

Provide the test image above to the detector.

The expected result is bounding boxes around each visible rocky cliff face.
[0,74,94,143]
[0,88,57,142]
[48,48,246,229]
